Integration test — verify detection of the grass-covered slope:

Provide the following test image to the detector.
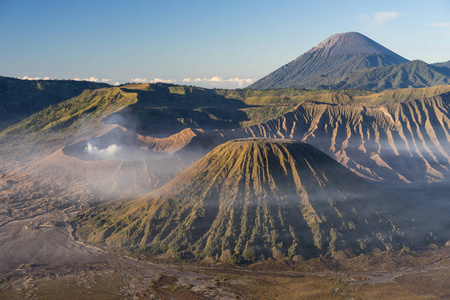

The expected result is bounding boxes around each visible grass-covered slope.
[79,139,441,261]
[105,83,249,135]
[0,76,109,130]
[0,87,138,163]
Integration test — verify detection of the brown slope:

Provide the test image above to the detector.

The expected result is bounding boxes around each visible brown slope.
[81,139,441,261]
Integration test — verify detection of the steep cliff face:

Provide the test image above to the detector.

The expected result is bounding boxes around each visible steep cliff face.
[222,93,450,189]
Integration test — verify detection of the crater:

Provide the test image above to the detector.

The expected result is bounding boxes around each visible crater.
[62,127,171,161]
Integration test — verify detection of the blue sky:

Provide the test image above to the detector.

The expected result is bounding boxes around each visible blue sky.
[1,0,449,88]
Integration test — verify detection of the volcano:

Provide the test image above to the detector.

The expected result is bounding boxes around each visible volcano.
[81,138,441,261]
[250,32,408,89]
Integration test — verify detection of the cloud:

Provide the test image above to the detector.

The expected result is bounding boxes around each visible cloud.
[19,76,59,81]
[359,11,401,26]
[73,77,98,82]
[130,77,147,83]
[149,78,176,83]
[86,77,98,82]
[21,76,41,80]
[210,76,223,82]
[427,22,450,28]
[101,78,112,83]
[182,76,253,88]
[130,77,176,84]
[113,82,121,86]
[226,77,253,85]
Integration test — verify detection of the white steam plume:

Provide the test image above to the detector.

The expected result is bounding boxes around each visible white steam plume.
[84,143,121,160]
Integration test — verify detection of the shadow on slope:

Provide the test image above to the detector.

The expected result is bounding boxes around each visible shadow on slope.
[0,76,109,130]
[104,84,250,135]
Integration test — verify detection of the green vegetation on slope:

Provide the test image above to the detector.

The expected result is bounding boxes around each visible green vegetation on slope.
[215,88,374,126]
[100,83,249,135]
[0,76,109,130]
[0,87,137,158]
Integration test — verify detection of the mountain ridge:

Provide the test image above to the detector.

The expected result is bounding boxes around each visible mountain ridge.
[0,76,109,130]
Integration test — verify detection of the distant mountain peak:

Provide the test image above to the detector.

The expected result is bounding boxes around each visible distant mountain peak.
[307,32,406,59]
[248,32,443,90]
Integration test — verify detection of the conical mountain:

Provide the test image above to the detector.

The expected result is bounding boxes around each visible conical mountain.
[305,31,406,60]
[250,32,409,89]
[82,139,441,261]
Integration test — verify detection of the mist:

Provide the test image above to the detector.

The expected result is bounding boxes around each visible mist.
[0,86,449,295]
